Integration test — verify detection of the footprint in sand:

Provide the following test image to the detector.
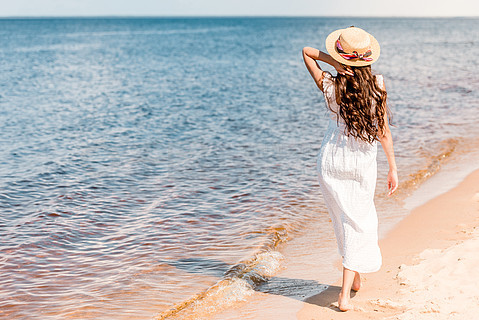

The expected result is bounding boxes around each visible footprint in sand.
[369,299,407,311]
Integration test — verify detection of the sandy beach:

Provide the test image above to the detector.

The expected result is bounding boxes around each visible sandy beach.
[297,168,479,319]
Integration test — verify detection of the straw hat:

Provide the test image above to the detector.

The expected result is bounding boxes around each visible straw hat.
[325,26,380,67]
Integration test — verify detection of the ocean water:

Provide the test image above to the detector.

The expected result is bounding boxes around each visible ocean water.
[0,17,478,319]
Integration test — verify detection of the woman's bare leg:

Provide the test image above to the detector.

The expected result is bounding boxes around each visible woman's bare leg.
[338,267,356,311]
[352,271,361,291]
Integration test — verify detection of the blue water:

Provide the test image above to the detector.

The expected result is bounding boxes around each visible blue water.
[0,17,478,319]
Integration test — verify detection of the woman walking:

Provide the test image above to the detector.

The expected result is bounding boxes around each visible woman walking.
[302,26,398,311]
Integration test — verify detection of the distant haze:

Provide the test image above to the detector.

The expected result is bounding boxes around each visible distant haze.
[1,0,478,17]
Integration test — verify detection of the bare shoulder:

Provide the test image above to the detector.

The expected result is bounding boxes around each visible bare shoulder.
[323,70,333,83]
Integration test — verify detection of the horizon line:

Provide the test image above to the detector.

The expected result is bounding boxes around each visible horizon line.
[0,15,478,19]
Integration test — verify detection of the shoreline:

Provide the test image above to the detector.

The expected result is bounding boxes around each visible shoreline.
[297,167,479,319]
[170,144,479,320]
[210,151,479,320]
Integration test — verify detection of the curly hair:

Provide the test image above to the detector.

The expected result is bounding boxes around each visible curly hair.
[329,65,391,143]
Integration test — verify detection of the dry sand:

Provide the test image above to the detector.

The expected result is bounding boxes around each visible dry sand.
[297,168,479,319]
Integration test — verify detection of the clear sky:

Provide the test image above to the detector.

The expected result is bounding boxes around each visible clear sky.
[1,0,478,17]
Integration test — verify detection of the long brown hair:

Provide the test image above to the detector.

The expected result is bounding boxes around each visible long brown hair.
[330,65,391,143]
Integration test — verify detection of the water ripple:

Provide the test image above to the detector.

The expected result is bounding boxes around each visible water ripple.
[0,17,478,320]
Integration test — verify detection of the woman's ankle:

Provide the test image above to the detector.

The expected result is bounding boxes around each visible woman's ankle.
[339,291,350,300]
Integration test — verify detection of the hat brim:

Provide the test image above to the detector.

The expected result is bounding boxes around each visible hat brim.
[325,29,380,67]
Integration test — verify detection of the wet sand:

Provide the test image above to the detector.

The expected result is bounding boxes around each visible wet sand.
[297,168,479,319]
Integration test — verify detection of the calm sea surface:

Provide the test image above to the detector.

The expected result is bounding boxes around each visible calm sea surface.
[0,17,478,319]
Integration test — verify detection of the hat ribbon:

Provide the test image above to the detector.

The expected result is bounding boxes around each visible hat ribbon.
[336,39,373,61]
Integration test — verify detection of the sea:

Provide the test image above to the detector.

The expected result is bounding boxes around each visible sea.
[0,17,478,320]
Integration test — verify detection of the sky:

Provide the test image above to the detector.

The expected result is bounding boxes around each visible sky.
[0,0,478,17]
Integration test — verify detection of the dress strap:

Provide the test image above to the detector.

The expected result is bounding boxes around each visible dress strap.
[375,74,384,89]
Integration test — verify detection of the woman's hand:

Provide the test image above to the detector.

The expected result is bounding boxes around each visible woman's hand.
[387,169,398,196]
[333,61,354,76]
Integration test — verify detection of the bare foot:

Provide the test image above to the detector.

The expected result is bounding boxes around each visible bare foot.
[338,292,353,311]
[351,272,361,292]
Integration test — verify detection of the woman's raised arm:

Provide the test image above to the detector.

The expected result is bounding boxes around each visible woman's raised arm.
[302,47,354,91]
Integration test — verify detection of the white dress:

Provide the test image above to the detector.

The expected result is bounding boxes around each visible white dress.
[316,73,383,273]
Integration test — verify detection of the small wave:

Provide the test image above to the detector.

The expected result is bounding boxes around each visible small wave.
[12,42,100,53]
[63,27,239,39]
[156,227,288,320]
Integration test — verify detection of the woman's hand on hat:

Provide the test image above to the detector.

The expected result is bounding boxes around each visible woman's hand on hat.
[334,61,354,76]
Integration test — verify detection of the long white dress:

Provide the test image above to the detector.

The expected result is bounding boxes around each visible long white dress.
[316,73,383,273]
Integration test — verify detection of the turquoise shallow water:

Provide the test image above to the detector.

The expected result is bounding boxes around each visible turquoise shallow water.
[0,17,478,319]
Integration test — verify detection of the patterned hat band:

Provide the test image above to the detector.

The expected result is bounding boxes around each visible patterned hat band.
[335,38,373,62]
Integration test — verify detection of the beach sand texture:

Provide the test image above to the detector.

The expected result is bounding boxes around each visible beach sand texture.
[297,168,479,319]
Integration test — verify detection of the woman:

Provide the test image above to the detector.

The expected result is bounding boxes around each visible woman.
[302,26,398,311]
